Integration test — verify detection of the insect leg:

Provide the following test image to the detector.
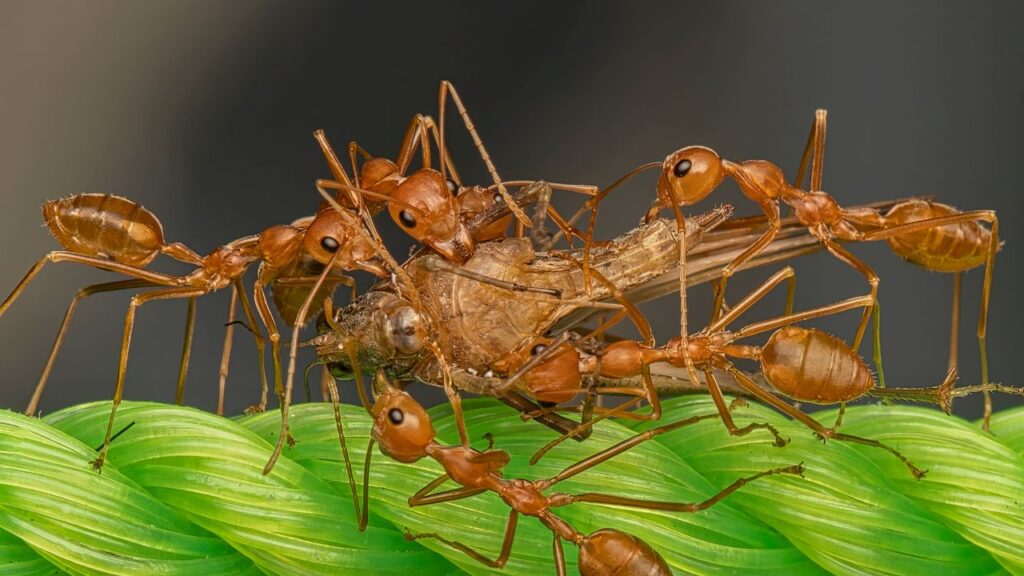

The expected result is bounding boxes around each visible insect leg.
[92,286,208,471]
[25,279,157,416]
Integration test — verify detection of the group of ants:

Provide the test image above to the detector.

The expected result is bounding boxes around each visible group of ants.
[2,82,1016,575]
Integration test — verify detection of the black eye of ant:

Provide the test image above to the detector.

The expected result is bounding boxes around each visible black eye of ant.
[388,408,404,424]
[320,237,340,252]
[446,179,458,194]
[398,210,417,228]
[531,343,547,356]
[673,158,693,178]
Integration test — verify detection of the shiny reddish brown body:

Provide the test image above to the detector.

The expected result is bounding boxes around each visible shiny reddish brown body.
[762,326,874,404]
[43,194,165,267]
[578,529,671,576]
[884,200,990,272]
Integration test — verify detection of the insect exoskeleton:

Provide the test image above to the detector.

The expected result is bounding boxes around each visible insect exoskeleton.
[43,194,165,266]
[761,326,875,404]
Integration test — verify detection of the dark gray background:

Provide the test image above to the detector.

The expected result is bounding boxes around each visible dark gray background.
[0,1,1020,419]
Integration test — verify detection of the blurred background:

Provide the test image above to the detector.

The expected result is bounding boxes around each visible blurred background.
[0,1,1020,419]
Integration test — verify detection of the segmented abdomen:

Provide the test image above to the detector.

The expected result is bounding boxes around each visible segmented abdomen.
[42,194,165,267]
[578,529,672,576]
[884,200,990,272]
[761,326,874,404]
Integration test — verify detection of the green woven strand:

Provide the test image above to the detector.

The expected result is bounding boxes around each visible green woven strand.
[0,410,258,576]
[0,399,1021,575]
[815,405,1024,574]
[42,403,455,576]
[242,401,821,575]
[630,398,1007,576]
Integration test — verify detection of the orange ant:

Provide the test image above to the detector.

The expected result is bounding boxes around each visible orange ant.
[573,109,998,424]
[314,81,597,263]
[0,182,391,470]
[364,372,803,575]
[518,266,992,478]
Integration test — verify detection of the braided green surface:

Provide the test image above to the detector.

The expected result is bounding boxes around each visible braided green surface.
[0,397,1021,575]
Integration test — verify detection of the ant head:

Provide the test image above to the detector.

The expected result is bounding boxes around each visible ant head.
[371,384,435,463]
[360,157,400,195]
[657,146,726,207]
[457,186,512,242]
[303,208,354,266]
[389,169,473,262]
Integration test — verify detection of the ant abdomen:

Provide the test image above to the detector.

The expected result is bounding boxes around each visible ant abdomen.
[578,529,671,576]
[761,326,875,404]
[884,200,991,272]
[43,194,164,267]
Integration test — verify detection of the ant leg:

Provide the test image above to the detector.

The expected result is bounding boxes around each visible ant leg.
[405,510,519,570]
[703,368,788,447]
[948,272,961,374]
[323,368,374,531]
[92,286,207,471]
[395,114,433,173]
[394,114,464,186]
[174,296,197,405]
[829,402,847,434]
[723,366,926,479]
[711,203,782,322]
[558,462,804,512]
[348,141,373,187]
[794,109,827,192]
[217,285,239,416]
[438,80,530,228]
[24,279,156,416]
[530,395,646,466]
[872,301,888,391]
[707,267,796,334]
[232,279,268,415]
[579,163,662,292]
[313,130,356,200]
[0,251,179,318]
[544,411,725,487]
[733,294,875,340]
[409,473,487,506]
[419,255,562,297]
[819,236,878,350]
[552,535,567,576]
[265,255,339,475]
[252,278,283,409]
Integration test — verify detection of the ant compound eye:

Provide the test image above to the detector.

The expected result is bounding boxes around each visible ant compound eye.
[398,210,417,228]
[446,179,458,195]
[673,158,693,178]
[531,343,547,356]
[388,408,404,425]
[320,236,340,252]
